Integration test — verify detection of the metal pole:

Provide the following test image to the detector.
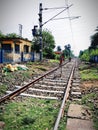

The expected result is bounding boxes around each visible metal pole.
[39,3,43,61]
[19,24,23,37]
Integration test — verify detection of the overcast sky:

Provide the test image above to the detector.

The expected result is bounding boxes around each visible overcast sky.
[0,0,98,56]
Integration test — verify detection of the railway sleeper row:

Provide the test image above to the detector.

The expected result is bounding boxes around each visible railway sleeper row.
[4,61,75,101]
[0,60,76,130]
[66,61,96,130]
[69,63,82,101]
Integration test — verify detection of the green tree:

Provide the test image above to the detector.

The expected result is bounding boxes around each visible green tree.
[32,37,40,52]
[57,46,61,52]
[90,26,98,49]
[80,49,90,61]
[0,31,5,38]
[88,26,98,62]
[95,26,98,31]
[42,29,55,48]
[32,29,56,59]
[90,49,98,56]
[64,44,71,58]
[0,32,20,39]
[79,26,98,62]
[79,50,83,58]
[6,33,19,38]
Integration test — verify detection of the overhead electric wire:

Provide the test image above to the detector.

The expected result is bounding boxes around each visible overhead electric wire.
[43,6,69,10]
[52,16,81,21]
[65,0,76,53]
[66,0,74,41]
[42,4,73,26]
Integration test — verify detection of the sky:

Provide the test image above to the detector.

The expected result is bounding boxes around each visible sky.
[0,0,98,56]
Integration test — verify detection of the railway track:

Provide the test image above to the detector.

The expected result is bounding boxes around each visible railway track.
[0,59,77,130]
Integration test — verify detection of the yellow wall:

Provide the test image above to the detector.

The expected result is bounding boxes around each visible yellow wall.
[3,41,14,48]
[1,39,32,62]
[2,39,32,52]
[20,39,31,52]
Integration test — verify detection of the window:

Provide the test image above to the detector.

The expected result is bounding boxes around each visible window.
[24,45,29,53]
[2,44,12,52]
[15,44,20,53]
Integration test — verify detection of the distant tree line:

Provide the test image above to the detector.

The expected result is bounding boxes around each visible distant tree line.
[32,29,74,60]
[56,44,74,59]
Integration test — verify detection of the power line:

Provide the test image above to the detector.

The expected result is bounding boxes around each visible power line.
[42,4,73,26]
[52,16,81,21]
[65,0,77,54]
[65,0,74,38]
[43,6,69,10]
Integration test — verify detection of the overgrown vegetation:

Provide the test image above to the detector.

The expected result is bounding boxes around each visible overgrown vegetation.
[79,64,98,80]
[81,93,98,130]
[0,85,7,95]
[49,59,59,63]
[79,63,98,130]
[0,98,61,130]
[0,31,29,40]
[0,61,58,96]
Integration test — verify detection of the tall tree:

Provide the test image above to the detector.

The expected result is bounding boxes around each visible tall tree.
[32,37,40,52]
[32,29,56,59]
[64,44,71,57]
[42,29,55,50]
[90,26,98,49]
[57,46,61,52]
[80,49,90,61]
[95,26,98,31]
[79,50,83,58]
[79,26,98,62]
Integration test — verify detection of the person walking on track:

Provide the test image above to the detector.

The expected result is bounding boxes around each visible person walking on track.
[59,52,65,66]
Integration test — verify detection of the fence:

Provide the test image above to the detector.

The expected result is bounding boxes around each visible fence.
[0,49,40,63]
[89,55,98,63]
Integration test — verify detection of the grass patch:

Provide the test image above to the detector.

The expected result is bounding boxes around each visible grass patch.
[22,117,36,125]
[58,116,67,130]
[49,59,59,63]
[79,63,98,130]
[36,66,47,71]
[79,64,90,71]
[22,71,32,79]
[80,66,98,80]
[0,84,7,95]
[0,98,61,130]
[81,93,97,109]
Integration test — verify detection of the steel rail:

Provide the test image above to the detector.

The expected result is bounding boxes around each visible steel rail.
[53,61,76,130]
[0,61,69,103]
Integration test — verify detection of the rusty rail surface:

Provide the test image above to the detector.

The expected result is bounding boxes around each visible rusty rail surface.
[0,61,69,103]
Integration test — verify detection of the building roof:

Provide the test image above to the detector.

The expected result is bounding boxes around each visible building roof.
[54,51,62,54]
[0,37,32,43]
